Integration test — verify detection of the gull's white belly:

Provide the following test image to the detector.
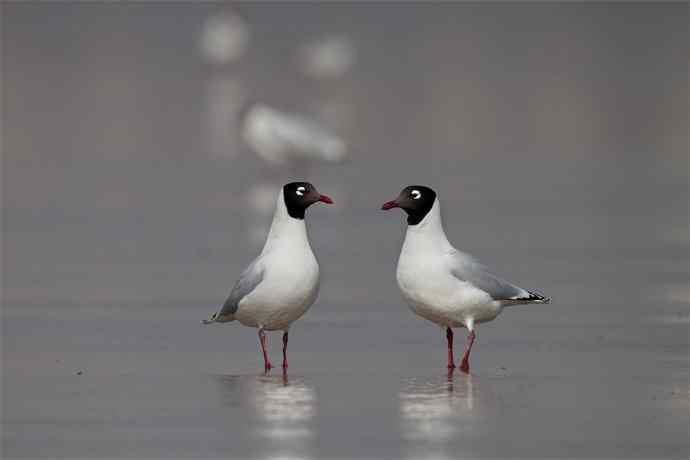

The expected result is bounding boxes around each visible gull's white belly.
[397,260,500,328]
[236,259,319,331]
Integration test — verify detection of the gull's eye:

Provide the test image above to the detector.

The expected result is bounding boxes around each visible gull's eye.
[411,189,421,200]
[296,186,306,196]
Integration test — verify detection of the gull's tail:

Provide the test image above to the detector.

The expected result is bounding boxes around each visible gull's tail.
[201,312,234,324]
[201,312,218,325]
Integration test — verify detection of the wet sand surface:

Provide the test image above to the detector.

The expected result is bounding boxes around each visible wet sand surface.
[2,3,689,459]
[3,300,689,458]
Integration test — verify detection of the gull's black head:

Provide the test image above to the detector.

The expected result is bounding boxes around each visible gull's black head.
[381,185,437,225]
[283,182,333,219]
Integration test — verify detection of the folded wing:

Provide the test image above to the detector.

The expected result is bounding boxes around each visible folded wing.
[203,259,265,324]
[450,251,549,305]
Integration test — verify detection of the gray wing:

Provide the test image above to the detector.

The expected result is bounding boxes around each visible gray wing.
[203,259,264,324]
[449,251,542,303]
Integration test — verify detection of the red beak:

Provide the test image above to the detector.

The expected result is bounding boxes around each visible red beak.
[318,194,334,204]
[381,200,399,210]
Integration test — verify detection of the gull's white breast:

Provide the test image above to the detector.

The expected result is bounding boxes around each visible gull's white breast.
[396,247,500,328]
[235,243,320,331]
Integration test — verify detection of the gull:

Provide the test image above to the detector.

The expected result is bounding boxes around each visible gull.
[382,185,550,373]
[239,102,347,166]
[203,182,333,372]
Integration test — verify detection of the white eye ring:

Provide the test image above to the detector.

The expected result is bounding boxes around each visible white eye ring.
[411,190,421,199]
[296,186,306,196]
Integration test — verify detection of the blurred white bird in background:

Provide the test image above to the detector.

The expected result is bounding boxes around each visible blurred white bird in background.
[239,102,348,166]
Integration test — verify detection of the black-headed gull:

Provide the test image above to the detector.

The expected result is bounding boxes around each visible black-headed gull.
[203,182,333,372]
[382,185,550,373]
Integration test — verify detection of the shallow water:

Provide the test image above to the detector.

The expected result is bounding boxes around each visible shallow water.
[2,2,689,459]
[3,297,688,458]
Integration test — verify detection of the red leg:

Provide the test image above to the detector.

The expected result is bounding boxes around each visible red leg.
[459,330,475,373]
[258,327,272,372]
[446,327,456,369]
[282,331,289,370]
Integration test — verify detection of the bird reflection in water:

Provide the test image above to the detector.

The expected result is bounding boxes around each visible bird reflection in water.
[215,372,316,459]
[399,371,482,459]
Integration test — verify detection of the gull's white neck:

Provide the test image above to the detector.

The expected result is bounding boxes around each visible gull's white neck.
[261,189,311,254]
[402,198,453,253]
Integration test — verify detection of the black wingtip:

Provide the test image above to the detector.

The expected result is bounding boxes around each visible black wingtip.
[527,291,550,303]
[511,291,550,304]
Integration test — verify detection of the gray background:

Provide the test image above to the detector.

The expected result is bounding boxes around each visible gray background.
[2,2,688,459]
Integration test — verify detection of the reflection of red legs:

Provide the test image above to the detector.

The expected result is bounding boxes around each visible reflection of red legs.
[258,327,272,372]
[446,327,456,369]
[459,330,476,373]
[282,331,289,370]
